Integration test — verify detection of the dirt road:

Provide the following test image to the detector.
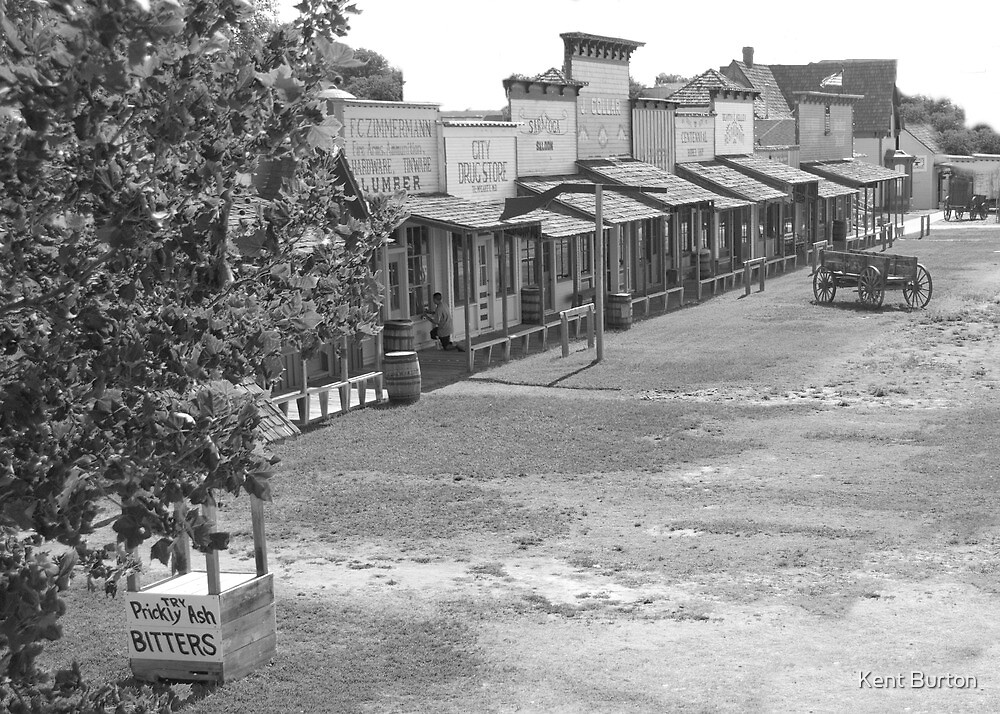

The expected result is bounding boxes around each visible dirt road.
[201,221,1000,713]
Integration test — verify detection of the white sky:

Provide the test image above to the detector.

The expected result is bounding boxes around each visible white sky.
[278,0,1000,129]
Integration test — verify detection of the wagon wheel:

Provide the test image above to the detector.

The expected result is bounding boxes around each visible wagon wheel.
[903,264,933,308]
[857,266,884,308]
[812,267,837,303]
[944,207,952,221]
[980,204,990,220]
[955,209,965,221]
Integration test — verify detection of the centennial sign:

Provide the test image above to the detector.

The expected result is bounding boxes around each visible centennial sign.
[675,115,715,163]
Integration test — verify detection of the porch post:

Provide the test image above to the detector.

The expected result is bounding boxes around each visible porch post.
[464,232,474,371]
[534,228,544,323]
[595,185,605,363]
[499,230,509,336]
[661,214,669,290]
[571,233,580,307]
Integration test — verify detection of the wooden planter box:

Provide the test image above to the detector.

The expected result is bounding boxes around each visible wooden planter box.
[127,571,275,683]
[126,497,275,684]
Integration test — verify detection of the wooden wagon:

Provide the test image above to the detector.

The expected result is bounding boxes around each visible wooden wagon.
[812,249,932,309]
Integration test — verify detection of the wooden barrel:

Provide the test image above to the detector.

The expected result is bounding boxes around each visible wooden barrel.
[383,319,415,353]
[605,292,633,331]
[384,351,421,404]
[520,286,542,324]
[698,248,714,278]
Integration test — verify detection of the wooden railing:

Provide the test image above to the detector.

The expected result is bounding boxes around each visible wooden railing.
[559,304,595,357]
[271,371,384,426]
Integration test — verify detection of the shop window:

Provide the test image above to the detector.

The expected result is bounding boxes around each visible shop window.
[681,220,692,253]
[451,233,466,303]
[824,105,831,136]
[555,238,571,281]
[405,225,429,315]
[494,237,516,297]
[387,261,401,312]
[521,241,536,287]
[579,234,593,275]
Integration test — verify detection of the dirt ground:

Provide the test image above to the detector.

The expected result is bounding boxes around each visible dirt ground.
[194,220,1000,713]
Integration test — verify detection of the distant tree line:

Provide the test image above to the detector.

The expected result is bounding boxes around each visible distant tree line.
[901,94,1000,155]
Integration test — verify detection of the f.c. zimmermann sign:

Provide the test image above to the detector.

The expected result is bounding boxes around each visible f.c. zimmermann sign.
[339,103,441,195]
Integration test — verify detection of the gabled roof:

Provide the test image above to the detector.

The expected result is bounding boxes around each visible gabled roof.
[676,162,786,203]
[769,60,897,135]
[724,60,794,120]
[577,158,749,210]
[669,69,758,107]
[905,123,941,154]
[718,154,820,188]
[802,159,906,187]
[405,194,540,232]
[517,175,667,225]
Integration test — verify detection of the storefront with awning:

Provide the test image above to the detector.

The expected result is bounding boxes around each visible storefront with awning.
[717,154,821,262]
[675,161,787,264]
[577,158,752,288]
[801,160,907,245]
[516,174,670,314]
[396,194,541,352]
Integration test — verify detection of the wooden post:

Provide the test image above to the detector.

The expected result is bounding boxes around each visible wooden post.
[203,492,221,596]
[587,305,595,348]
[339,335,349,412]
[464,232,474,372]
[500,232,509,336]
[251,496,268,577]
[561,312,570,357]
[595,186,605,363]
[173,501,191,575]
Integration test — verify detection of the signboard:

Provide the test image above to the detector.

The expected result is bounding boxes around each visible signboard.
[572,58,631,158]
[714,99,754,156]
[337,103,440,195]
[913,154,927,173]
[126,591,223,661]
[512,102,577,176]
[675,115,715,163]
[445,134,517,200]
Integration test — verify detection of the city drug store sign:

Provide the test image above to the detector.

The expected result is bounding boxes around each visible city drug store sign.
[126,591,223,662]
[337,102,441,195]
[443,125,517,200]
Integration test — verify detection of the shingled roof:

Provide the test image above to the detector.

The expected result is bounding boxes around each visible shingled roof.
[406,194,541,232]
[723,60,793,121]
[718,154,820,188]
[769,60,897,136]
[905,123,941,154]
[481,201,600,238]
[802,159,906,187]
[517,176,667,225]
[675,162,786,203]
[817,179,857,199]
[577,158,749,210]
[669,69,757,107]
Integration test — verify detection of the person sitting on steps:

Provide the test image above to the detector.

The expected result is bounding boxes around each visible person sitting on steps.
[424,292,463,351]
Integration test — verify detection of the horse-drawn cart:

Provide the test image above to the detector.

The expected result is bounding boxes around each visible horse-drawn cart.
[812,249,932,309]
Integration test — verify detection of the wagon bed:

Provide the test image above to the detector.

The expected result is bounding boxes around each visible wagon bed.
[812,249,932,309]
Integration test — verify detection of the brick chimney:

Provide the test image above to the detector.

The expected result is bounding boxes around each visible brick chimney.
[743,46,754,68]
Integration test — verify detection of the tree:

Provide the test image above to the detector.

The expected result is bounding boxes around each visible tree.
[655,72,688,86]
[629,76,646,100]
[0,0,405,704]
[338,47,403,101]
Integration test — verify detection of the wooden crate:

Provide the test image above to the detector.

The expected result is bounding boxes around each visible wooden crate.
[126,497,275,684]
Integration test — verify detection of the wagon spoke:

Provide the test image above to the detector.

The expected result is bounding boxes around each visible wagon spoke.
[857,266,884,309]
[903,264,933,308]
[812,267,836,303]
